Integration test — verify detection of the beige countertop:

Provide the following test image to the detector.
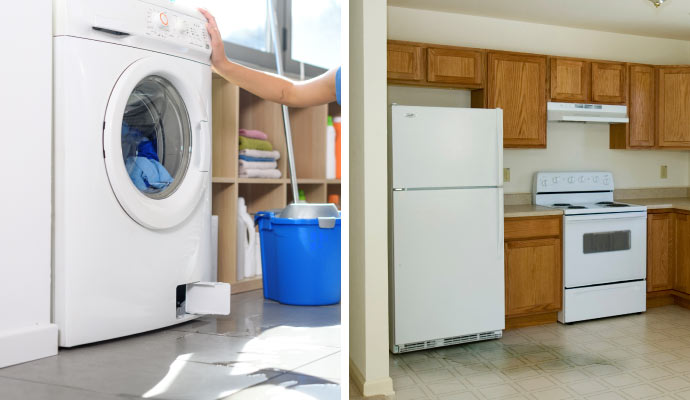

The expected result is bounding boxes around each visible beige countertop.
[618,197,690,212]
[504,204,563,218]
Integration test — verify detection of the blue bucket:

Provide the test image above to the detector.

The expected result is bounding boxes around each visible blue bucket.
[255,211,341,306]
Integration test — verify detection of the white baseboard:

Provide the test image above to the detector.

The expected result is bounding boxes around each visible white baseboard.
[0,324,58,368]
[350,358,395,398]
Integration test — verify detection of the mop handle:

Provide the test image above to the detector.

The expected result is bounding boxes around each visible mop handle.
[267,0,300,203]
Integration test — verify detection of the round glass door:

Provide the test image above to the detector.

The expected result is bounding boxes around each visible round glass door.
[121,76,191,199]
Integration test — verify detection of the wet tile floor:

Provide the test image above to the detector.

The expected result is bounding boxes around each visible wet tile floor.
[0,290,340,400]
[351,305,690,400]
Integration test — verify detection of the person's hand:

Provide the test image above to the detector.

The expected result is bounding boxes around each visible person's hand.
[199,8,227,71]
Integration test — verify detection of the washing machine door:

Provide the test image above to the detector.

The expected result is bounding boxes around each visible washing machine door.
[103,56,210,230]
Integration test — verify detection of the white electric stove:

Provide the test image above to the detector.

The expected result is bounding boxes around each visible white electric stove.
[533,172,647,323]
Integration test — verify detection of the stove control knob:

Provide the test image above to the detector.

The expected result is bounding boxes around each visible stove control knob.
[568,177,575,183]
[541,179,548,187]
[593,176,599,183]
[579,176,585,183]
[603,177,610,185]
[552,177,559,183]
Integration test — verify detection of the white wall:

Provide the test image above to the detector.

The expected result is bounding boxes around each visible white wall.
[350,0,394,397]
[0,0,57,367]
[388,6,690,194]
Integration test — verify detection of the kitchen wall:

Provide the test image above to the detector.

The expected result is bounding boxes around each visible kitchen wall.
[387,6,690,194]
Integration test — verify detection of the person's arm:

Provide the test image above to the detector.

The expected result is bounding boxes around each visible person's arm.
[199,8,337,108]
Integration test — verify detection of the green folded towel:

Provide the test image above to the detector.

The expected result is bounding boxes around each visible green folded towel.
[239,136,273,151]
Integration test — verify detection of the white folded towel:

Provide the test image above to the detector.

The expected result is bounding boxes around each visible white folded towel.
[239,159,278,170]
[239,169,282,179]
[239,149,281,160]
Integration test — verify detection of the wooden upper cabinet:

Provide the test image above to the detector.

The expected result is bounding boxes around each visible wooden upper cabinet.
[591,62,627,104]
[658,67,690,148]
[488,52,547,148]
[628,65,656,147]
[387,43,424,82]
[550,57,590,102]
[427,47,484,87]
[610,64,655,149]
[648,212,675,292]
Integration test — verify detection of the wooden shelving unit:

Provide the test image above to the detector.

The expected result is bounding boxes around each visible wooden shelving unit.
[211,76,341,293]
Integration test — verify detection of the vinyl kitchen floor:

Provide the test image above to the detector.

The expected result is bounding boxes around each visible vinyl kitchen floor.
[351,305,690,400]
[0,289,341,400]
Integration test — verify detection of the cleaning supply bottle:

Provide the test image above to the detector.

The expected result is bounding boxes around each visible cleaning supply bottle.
[333,116,341,180]
[236,197,256,280]
[299,189,306,202]
[326,116,336,180]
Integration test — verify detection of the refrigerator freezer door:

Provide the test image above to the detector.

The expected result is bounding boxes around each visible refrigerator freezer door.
[391,188,505,347]
[392,106,503,189]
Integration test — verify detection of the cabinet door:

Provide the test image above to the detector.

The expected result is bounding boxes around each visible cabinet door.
[629,65,656,147]
[427,47,483,86]
[658,67,690,148]
[675,213,690,294]
[550,58,590,102]
[505,238,562,316]
[648,213,675,292]
[387,43,424,82]
[488,52,547,148]
[592,62,627,104]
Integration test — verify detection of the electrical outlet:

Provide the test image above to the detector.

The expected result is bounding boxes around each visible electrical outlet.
[503,168,511,182]
[661,165,668,179]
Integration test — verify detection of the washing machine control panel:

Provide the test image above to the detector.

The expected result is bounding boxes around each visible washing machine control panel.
[145,8,210,51]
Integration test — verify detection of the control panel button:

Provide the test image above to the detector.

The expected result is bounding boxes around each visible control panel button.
[579,176,585,183]
[568,177,575,183]
[158,12,169,28]
[552,177,559,183]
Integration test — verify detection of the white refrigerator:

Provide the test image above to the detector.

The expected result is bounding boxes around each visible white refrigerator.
[389,105,505,354]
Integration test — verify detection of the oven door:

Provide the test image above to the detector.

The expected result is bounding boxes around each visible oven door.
[563,212,647,288]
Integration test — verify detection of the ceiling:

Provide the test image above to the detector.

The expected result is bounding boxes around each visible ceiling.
[387,0,690,41]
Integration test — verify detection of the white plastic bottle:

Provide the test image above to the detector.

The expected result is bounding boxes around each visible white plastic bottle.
[326,116,336,180]
[236,197,256,281]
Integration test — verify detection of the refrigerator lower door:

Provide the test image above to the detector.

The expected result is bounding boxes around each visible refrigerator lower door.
[391,188,504,351]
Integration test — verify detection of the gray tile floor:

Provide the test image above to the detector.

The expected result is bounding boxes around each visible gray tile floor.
[351,305,690,400]
[0,290,341,400]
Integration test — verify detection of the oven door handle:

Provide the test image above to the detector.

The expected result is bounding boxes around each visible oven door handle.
[565,213,647,222]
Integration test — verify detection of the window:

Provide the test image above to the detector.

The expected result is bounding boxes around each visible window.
[185,0,340,77]
[289,0,341,70]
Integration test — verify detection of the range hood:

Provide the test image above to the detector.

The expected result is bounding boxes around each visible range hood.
[547,102,629,124]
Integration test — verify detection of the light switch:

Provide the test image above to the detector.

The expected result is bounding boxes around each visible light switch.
[661,165,668,179]
[503,168,510,182]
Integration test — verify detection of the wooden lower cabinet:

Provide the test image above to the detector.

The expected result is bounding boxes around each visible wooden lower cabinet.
[505,238,562,315]
[675,213,690,294]
[647,212,675,292]
[504,216,562,326]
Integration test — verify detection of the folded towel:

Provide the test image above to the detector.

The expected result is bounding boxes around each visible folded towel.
[239,169,282,179]
[239,159,278,170]
[239,136,273,151]
[239,149,281,160]
[239,154,276,162]
[239,128,269,141]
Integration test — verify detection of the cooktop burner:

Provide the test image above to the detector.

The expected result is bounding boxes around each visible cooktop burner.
[568,206,586,209]
[606,203,630,207]
[597,201,614,205]
[553,203,571,207]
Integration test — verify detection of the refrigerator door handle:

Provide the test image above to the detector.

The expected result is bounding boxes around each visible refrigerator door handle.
[496,109,504,186]
[497,191,504,256]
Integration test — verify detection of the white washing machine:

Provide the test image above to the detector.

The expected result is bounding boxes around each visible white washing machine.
[53,0,229,347]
